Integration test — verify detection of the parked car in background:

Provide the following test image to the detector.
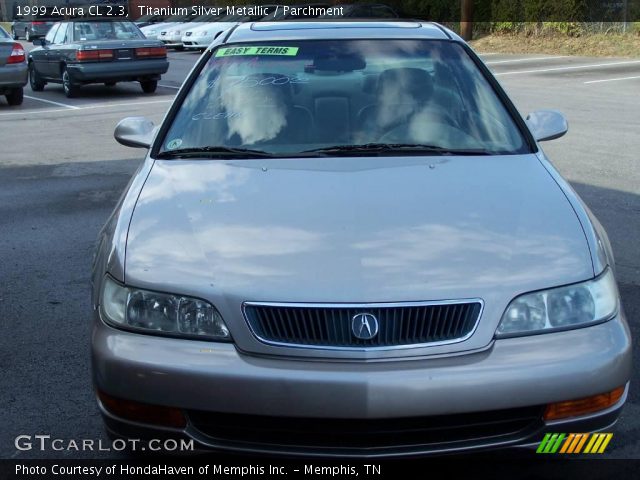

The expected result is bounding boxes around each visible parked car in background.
[0,26,27,105]
[93,21,631,457]
[28,20,168,98]
[319,3,399,18]
[140,12,200,40]
[11,12,60,41]
[134,13,167,29]
[182,8,278,51]
[159,13,220,50]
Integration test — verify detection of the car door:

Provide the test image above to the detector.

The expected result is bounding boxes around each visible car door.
[30,22,58,78]
[45,23,69,80]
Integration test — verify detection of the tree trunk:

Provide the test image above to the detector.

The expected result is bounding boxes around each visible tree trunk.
[461,0,473,41]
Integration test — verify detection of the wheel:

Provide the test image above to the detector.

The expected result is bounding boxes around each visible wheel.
[104,82,116,87]
[25,29,30,42]
[5,87,24,106]
[29,63,46,91]
[11,27,18,40]
[140,79,157,94]
[62,67,79,98]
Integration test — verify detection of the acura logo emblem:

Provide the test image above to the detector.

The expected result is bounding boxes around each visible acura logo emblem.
[351,313,379,340]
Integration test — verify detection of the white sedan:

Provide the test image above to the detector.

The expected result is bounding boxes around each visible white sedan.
[159,14,221,50]
[181,21,238,51]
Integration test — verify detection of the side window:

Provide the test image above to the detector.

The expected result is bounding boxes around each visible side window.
[44,23,59,44]
[53,23,67,44]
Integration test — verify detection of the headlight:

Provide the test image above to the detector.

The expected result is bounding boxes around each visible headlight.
[496,268,618,337]
[100,276,230,341]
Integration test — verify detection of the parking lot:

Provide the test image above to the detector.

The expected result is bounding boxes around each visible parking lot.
[1,44,639,459]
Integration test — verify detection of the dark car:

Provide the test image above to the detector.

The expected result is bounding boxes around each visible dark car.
[11,10,60,41]
[28,20,169,98]
[0,26,28,105]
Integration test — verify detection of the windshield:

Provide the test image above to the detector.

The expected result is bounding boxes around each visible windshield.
[160,40,529,157]
[0,26,9,39]
[73,21,143,41]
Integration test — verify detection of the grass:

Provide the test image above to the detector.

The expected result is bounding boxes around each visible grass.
[0,22,12,34]
[470,33,640,58]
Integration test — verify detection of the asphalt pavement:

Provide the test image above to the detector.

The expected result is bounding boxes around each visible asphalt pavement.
[0,47,639,459]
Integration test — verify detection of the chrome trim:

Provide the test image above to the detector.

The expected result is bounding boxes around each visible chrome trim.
[241,299,485,351]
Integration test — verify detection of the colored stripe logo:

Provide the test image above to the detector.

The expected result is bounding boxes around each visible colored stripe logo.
[537,433,613,454]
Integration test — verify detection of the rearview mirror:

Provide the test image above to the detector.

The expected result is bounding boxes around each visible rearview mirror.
[526,110,568,142]
[114,117,156,148]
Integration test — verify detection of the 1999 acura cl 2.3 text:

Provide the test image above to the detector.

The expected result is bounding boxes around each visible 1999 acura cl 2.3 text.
[91,21,632,457]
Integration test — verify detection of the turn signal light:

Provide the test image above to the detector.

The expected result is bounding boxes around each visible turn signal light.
[544,386,625,421]
[135,47,167,58]
[7,43,25,64]
[97,390,186,428]
[76,49,114,62]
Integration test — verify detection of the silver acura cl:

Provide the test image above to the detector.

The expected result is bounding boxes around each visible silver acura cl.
[91,21,632,457]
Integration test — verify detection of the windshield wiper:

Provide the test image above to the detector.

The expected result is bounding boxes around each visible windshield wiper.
[302,143,493,156]
[156,146,274,159]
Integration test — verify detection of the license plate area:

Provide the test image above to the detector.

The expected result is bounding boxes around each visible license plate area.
[116,49,132,60]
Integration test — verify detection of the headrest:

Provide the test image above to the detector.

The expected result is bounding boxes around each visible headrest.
[377,68,434,103]
[239,73,294,105]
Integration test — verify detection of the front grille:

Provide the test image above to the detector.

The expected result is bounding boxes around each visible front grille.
[243,301,482,349]
[188,406,543,452]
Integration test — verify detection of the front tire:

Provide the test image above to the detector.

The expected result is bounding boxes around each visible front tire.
[5,87,24,106]
[11,27,18,40]
[29,63,46,91]
[140,80,157,94]
[62,67,79,98]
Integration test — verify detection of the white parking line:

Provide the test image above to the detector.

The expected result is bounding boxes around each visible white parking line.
[584,75,640,84]
[23,95,80,110]
[0,99,172,117]
[159,84,180,90]
[485,56,568,65]
[0,107,69,117]
[79,99,174,109]
[494,60,640,76]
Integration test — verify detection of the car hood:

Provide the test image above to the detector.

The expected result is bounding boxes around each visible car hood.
[187,22,237,34]
[163,23,205,34]
[142,22,176,32]
[126,154,594,300]
[124,154,593,356]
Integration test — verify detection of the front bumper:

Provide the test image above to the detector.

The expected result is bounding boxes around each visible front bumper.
[160,34,183,47]
[92,312,632,457]
[0,62,28,91]
[66,59,169,83]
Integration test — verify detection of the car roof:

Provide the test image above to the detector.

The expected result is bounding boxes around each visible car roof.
[226,21,456,43]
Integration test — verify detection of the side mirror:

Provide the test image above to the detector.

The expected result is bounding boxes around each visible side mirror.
[526,110,568,142]
[114,117,156,148]
[33,38,46,47]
